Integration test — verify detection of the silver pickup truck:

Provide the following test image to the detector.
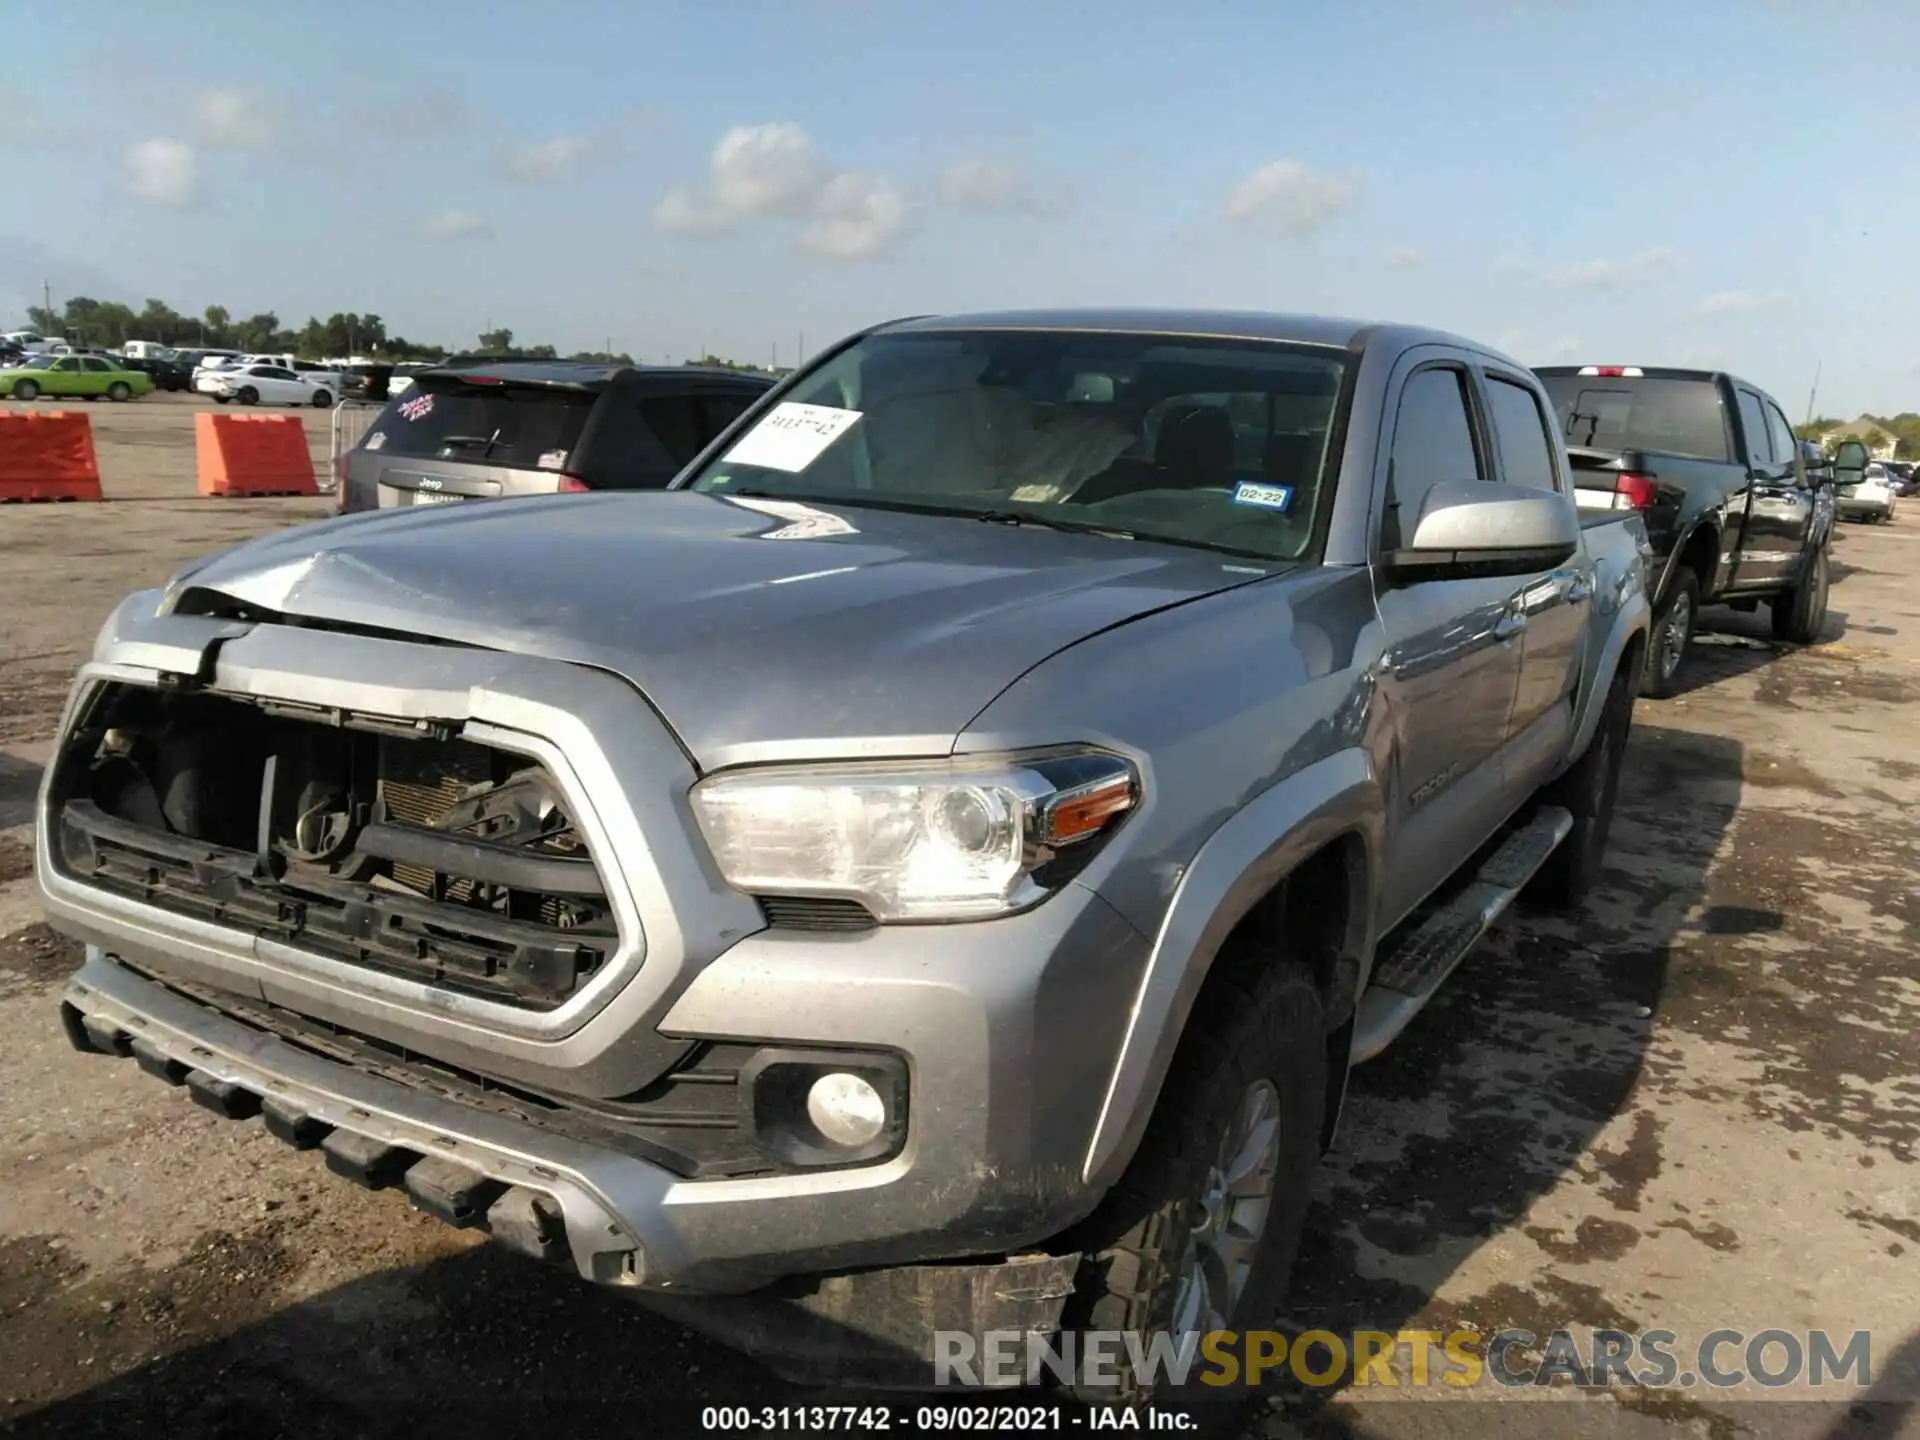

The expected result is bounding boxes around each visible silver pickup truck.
[40,310,1650,1395]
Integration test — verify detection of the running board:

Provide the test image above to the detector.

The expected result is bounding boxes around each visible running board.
[1350,805,1573,1063]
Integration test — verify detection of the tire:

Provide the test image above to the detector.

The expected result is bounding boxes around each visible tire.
[1528,661,1634,910]
[1771,544,1829,644]
[236,386,259,406]
[10,379,36,401]
[1642,569,1698,699]
[1059,958,1326,1404]
[107,382,131,402]
[311,390,333,409]
[214,395,230,404]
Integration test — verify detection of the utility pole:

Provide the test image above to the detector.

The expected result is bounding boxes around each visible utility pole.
[798,332,805,366]
[770,340,777,371]
[1803,362,1822,428]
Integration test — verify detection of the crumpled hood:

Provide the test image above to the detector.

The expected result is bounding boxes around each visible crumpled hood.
[173,491,1275,767]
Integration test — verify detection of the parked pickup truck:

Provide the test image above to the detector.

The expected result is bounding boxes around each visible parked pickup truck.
[41,311,1650,1398]
[1534,365,1835,696]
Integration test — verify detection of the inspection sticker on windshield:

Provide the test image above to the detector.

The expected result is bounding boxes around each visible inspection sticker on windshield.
[722,402,862,472]
[1232,480,1294,512]
[537,449,568,470]
[364,431,386,451]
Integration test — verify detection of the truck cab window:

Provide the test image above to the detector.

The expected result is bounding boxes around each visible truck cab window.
[1485,376,1561,492]
[1386,366,1482,547]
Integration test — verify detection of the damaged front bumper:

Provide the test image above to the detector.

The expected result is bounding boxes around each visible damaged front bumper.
[60,953,1082,1386]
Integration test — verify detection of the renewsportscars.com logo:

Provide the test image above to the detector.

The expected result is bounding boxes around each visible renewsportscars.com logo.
[933,1327,1876,1395]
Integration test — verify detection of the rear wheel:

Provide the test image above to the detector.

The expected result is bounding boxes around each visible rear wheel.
[311,389,333,409]
[1771,545,1829,644]
[1060,957,1326,1404]
[10,379,37,401]
[107,381,131,402]
[1642,570,1698,699]
[236,386,259,406]
[1529,661,1634,909]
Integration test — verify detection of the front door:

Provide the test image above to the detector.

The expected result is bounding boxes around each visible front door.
[1739,396,1817,585]
[1373,359,1527,926]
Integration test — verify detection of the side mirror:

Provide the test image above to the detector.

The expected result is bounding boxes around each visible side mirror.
[1386,481,1579,583]
[1833,439,1870,487]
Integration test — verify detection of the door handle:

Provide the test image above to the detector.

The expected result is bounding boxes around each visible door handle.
[1564,571,1594,604]
[1493,611,1527,641]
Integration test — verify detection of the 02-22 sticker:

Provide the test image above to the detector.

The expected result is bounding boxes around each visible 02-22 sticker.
[1232,480,1294,512]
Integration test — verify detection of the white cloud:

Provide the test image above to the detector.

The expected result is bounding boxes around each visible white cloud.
[1221,159,1358,238]
[419,209,495,242]
[799,172,914,261]
[192,89,274,149]
[1540,248,1679,291]
[936,156,1066,217]
[1688,288,1786,318]
[1384,245,1425,270]
[123,139,199,208]
[497,133,596,184]
[1494,329,1528,354]
[711,122,831,217]
[1539,335,1584,363]
[655,121,914,262]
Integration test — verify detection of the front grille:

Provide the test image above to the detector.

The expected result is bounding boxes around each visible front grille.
[51,684,623,1010]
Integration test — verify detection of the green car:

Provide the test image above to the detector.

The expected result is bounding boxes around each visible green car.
[3,354,156,402]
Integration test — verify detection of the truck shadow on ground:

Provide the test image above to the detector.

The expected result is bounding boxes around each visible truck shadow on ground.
[0,752,44,831]
[1269,719,1752,1434]
[5,727,1751,1440]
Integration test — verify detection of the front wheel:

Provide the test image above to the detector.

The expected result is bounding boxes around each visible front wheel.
[107,381,132,402]
[1771,545,1829,644]
[1528,661,1634,909]
[1642,570,1698,699]
[1059,958,1326,1403]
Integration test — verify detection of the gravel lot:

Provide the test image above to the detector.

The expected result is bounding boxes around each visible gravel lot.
[1,396,1915,1437]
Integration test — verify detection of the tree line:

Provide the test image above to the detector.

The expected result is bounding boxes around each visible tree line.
[1798,413,1920,459]
[21,295,777,373]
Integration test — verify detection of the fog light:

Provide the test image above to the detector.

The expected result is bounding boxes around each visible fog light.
[806,1072,887,1148]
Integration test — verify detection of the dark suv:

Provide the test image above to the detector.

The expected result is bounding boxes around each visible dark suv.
[337,361,777,513]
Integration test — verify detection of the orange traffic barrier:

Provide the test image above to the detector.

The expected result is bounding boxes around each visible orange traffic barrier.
[195,412,319,497]
[0,411,103,503]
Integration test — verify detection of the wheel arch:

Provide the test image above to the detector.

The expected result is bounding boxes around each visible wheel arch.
[1079,749,1383,1189]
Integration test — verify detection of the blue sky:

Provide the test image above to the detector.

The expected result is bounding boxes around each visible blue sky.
[4,1,1917,414]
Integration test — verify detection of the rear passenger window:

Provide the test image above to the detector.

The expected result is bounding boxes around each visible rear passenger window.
[635,395,705,467]
[1386,367,1482,548]
[701,393,760,444]
[1736,390,1770,468]
[1485,376,1560,492]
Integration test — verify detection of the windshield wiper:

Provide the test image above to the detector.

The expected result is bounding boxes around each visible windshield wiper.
[968,509,1138,541]
[440,429,502,458]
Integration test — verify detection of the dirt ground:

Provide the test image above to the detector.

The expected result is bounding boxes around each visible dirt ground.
[0,397,1915,1438]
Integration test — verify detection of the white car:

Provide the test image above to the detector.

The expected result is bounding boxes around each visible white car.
[191,355,248,394]
[1837,463,1898,524]
[206,363,337,409]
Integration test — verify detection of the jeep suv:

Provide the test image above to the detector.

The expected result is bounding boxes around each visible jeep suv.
[337,361,776,511]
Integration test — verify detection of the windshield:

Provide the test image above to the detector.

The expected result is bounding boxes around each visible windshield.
[682,329,1348,562]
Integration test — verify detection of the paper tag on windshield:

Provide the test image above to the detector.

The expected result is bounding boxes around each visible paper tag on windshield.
[722,402,862,472]
[538,449,568,470]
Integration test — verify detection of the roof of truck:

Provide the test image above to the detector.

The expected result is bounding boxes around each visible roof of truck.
[415,359,778,390]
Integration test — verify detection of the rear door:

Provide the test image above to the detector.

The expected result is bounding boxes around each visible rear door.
[79,357,118,393]
[1373,355,1530,925]
[1479,365,1591,775]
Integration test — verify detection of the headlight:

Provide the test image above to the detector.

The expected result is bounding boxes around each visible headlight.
[690,750,1139,922]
